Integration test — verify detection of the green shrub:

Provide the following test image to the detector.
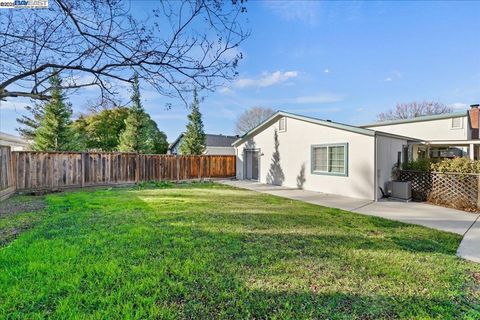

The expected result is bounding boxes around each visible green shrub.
[402,158,433,172]
[403,157,480,174]
[430,157,480,174]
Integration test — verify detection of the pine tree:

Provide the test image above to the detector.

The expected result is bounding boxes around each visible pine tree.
[16,102,45,141]
[179,89,206,155]
[118,73,148,152]
[33,73,76,151]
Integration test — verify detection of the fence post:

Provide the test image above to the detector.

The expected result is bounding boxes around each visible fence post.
[198,156,201,181]
[135,153,140,183]
[176,156,180,181]
[80,152,85,188]
[11,147,16,191]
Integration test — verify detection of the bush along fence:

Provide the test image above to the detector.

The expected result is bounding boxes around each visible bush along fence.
[0,146,236,200]
[399,170,480,212]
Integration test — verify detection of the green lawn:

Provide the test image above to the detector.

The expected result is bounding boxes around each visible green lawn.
[0,182,479,319]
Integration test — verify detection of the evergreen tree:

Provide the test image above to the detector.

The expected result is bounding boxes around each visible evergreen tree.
[144,117,168,154]
[179,90,206,155]
[16,102,45,141]
[33,73,76,151]
[118,74,148,152]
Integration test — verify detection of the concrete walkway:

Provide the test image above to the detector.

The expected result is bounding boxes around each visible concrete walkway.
[219,180,480,263]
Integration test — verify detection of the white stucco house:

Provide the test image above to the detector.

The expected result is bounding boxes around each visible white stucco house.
[233,104,480,201]
[362,105,480,161]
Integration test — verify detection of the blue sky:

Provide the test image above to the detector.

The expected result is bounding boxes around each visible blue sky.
[1,1,479,142]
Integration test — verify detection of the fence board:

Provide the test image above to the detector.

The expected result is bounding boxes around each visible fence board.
[0,146,15,200]
[2,151,235,193]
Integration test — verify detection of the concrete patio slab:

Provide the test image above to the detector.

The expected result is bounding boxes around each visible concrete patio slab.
[457,217,480,263]
[353,200,477,235]
[218,179,480,263]
[220,180,372,211]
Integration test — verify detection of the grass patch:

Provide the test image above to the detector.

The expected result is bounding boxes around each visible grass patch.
[0,195,46,246]
[0,183,479,319]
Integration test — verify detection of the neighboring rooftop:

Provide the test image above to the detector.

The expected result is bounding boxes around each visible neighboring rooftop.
[205,134,238,147]
[0,131,28,145]
[360,110,468,128]
[168,133,238,150]
[0,131,29,150]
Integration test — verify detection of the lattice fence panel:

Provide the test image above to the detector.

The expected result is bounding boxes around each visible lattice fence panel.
[400,170,480,211]
[428,173,478,211]
[399,171,432,201]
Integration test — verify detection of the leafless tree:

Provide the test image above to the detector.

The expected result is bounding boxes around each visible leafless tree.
[235,106,275,135]
[376,101,453,121]
[0,0,248,104]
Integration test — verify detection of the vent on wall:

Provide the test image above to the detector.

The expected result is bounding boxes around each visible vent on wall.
[451,117,463,129]
[279,117,287,132]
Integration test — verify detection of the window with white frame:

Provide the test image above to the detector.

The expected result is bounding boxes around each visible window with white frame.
[451,117,463,129]
[278,117,286,132]
[311,144,348,175]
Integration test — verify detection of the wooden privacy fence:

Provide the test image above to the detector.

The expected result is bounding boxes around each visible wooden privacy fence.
[0,146,236,197]
[399,170,480,211]
[0,146,15,200]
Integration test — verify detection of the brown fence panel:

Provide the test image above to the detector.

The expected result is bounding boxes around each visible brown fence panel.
[14,151,82,191]
[0,146,15,200]
[6,151,235,194]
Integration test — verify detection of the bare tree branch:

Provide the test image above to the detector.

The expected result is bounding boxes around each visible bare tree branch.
[235,106,275,135]
[0,0,248,104]
[377,101,453,121]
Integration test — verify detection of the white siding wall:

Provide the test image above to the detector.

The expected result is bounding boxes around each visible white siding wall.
[375,135,408,199]
[235,116,376,200]
[365,116,469,141]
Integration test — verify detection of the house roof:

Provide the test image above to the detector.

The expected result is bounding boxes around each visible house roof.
[205,134,237,147]
[0,131,28,145]
[232,111,422,147]
[360,111,468,128]
[168,133,238,150]
[168,133,184,150]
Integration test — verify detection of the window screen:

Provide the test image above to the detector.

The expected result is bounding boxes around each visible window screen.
[312,144,347,175]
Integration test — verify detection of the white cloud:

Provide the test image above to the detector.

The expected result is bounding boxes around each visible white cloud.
[219,87,234,95]
[324,69,330,73]
[287,93,343,105]
[265,1,321,25]
[356,107,364,112]
[211,93,343,110]
[235,71,299,89]
[450,102,468,110]
[383,70,402,82]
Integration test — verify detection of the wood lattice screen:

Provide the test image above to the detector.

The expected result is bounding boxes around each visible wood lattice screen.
[399,170,479,211]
